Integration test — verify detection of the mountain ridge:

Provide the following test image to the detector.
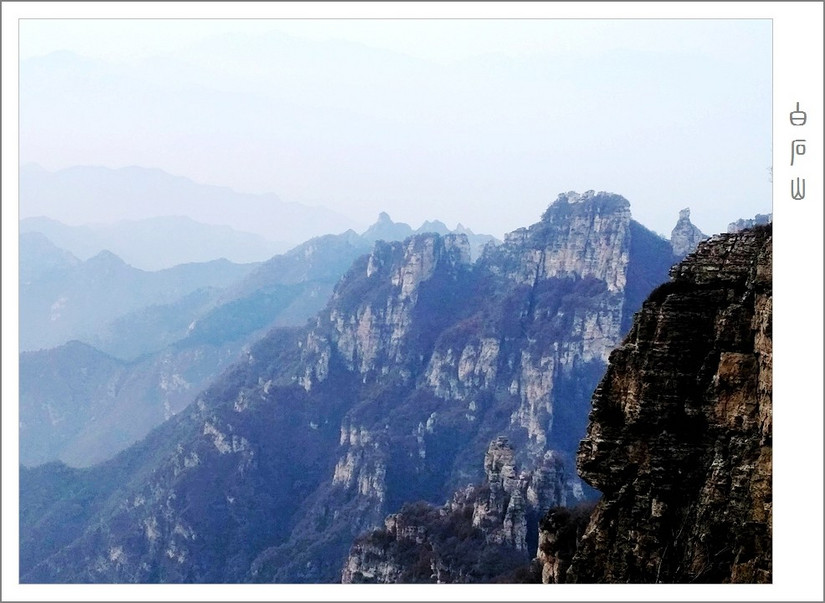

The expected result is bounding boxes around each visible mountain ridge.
[20,213,498,467]
[20,191,680,583]
[20,215,290,271]
[19,164,358,250]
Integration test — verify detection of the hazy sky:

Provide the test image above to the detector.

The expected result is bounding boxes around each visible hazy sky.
[19,18,772,238]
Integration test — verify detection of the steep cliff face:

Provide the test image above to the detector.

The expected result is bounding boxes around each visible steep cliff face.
[486,191,631,293]
[21,215,488,469]
[423,191,659,466]
[342,437,575,583]
[20,192,677,584]
[469,437,582,552]
[538,225,772,583]
[535,503,594,584]
[318,233,473,384]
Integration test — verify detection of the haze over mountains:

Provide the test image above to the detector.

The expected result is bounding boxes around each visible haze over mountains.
[19,21,771,237]
[20,163,503,271]
[20,163,359,261]
[19,210,498,467]
[10,15,785,590]
[20,215,288,271]
[17,183,778,587]
[21,191,682,582]
[19,231,257,352]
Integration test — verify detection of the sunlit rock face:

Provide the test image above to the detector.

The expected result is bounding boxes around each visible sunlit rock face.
[20,192,679,584]
[540,225,772,584]
[342,437,580,584]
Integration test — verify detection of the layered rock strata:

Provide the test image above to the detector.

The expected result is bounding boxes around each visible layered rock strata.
[20,192,678,584]
[539,225,772,583]
[535,503,594,584]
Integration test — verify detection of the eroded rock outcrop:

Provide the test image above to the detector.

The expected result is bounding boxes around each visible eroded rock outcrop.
[21,192,679,584]
[342,437,578,583]
[727,212,772,234]
[468,437,581,552]
[301,233,472,387]
[670,207,707,257]
[539,225,772,584]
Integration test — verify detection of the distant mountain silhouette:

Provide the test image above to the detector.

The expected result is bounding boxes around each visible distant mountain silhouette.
[20,163,359,249]
[21,215,289,271]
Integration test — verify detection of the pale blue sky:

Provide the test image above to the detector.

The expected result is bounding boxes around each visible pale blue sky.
[20,19,768,64]
[19,19,772,238]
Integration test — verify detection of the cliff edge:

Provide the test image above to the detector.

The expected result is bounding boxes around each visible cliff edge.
[540,224,772,583]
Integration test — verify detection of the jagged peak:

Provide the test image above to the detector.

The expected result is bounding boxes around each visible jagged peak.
[388,231,471,262]
[542,190,631,223]
[556,190,630,206]
[354,231,472,292]
[362,211,398,232]
[362,212,414,243]
[416,219,450,235]
[727,213,772,234]
[671,206,701,227]
[670,206,707,257]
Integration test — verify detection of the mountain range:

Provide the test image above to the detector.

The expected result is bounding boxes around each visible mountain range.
[342,224,772,584]
[19,213,499,467]
[19,163,359,254]
[20,215,289,271]
[19,232,256,354]
[20,191,688,582]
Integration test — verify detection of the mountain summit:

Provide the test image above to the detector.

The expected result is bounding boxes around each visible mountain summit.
[20,192,678,583]
[669,207,707,257]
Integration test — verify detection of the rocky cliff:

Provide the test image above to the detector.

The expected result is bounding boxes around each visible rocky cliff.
[22,214,501,468]
[19,229,371,467]
[342,437,578,583]
[538,225,772,583]
[20,192,678,583]
[728,213,772,234]
[669,207,707,257]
